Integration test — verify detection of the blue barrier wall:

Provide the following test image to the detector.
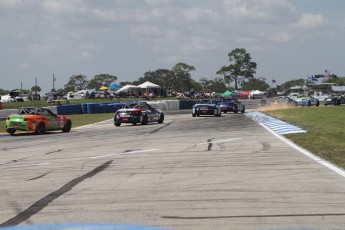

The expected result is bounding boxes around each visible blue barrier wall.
[57,102,124,115]
[179,100,198,110]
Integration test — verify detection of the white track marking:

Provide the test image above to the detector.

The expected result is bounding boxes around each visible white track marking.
[9,163,51,168]
[196,138,241,145]
[89,149,160,159]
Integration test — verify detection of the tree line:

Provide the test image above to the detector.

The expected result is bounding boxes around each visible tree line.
[1,48,284,97]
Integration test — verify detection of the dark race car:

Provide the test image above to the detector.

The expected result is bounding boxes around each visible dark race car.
[324,95,345,106]
[192,99,221,117]
[218,98,245,113]
[113,102,164,126]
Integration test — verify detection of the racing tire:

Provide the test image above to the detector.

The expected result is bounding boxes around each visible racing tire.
[308,101,311,107]
[233,105,238,114]
[241,106,246,113]
[316,100,320,107]
[132,122,137,126]
[140,113,148,125]
[158,114,164,124]
[114,122,121,127]
[6,128,16,135]
[192,113,196,117]
[62,120,72,132]
[35,122,46,135]
[223,111,227,113]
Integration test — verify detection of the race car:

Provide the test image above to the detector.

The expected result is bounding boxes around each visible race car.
[113,102,164,126]
[218,98,245,113]
[5,107,72,135]
[293,96,320,106]
[192,99,221,117]
[324,95,345,106]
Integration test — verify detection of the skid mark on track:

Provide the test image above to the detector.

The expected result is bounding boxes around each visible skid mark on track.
[148,121,173,134]
[26,171,53,181]
[0,160,113,227]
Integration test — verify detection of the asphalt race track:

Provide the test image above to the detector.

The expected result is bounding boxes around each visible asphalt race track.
[1,112,345,230]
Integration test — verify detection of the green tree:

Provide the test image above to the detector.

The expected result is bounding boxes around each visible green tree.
[210,77,227,92]
[217,48,257,90]
[21,89,31,94]
[88,74,118,90]
[241,78,269,91]
[172,62,196,92]
[119,80,140,86]
[0,89,10,95]
[280,79,306,91]
[64,74,89,92]
[55,88,65,97]
[199,77,211,92]
[31,85,41,93]
[323,76,345,85]
[138,69,174,89]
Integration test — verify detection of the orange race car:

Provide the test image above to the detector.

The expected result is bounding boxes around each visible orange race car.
[5,107,72,135]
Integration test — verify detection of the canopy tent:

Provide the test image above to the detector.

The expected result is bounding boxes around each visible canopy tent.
[220,90,234,97]
[250,90,264,95]
[116,85,141,93]
[250,90,264,99]
[109,83,122,90]
[240,91,250,99]
[138,81,161,89]
[138,81,161,97]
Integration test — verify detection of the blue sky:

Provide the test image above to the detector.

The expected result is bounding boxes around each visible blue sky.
[1,0,345,93]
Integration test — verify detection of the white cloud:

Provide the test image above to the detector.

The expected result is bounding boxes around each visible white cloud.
[296,13,325,29]
[182,36,215,54]
[182,7,219,23]
[223,0,296,24]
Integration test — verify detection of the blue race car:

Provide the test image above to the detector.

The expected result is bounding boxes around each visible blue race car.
[293,96,320,106]
[219,98,245,113]
[192,99,221,117]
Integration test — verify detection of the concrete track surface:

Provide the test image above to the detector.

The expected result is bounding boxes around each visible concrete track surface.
[0,113,345,230]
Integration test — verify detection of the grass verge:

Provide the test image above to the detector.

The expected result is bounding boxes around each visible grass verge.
[262,106,345,170]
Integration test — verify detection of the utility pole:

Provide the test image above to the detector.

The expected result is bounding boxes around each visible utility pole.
[35,77,37,100]
[53,74,56,92]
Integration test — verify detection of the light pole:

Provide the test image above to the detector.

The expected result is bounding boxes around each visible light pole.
[53,74,56,92]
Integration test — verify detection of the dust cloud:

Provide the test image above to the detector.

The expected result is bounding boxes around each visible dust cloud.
[258,102,295,112]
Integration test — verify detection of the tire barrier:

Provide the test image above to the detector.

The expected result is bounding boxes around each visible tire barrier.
[57,100,206,115]
[163,100,179,110]
[56,104,82,115]
[147,101,165,110]
[56,102,126,115]
[179,100,198,110]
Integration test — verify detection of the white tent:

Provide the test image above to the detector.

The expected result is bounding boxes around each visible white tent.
[138,81,161,97]
[250,90,264,95]
[250,90,264,99]
[116,85,141,93]
[138,81,161,89]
